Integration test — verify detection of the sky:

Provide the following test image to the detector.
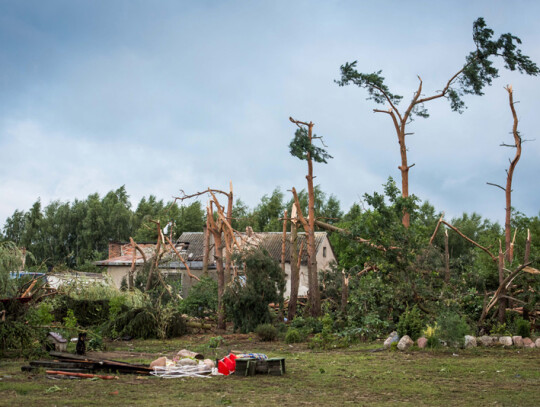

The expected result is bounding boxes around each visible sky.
[1,0,539,227]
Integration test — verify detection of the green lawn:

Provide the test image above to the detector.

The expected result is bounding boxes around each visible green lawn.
[0,334,539,406]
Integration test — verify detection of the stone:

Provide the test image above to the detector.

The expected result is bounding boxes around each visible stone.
[535,338,540,348]
[523,338,535,348]
[464,335,477,348]
[417,337,428,349]
[397,335,414,351]
[499,336,513,347]
[478,335,495,347]
[512,336,523,347]
[383,332,399,349]
[150,356,167,368]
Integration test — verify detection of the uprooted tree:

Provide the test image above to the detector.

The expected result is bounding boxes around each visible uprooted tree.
[289,117,332,317]
[336,17,539,228]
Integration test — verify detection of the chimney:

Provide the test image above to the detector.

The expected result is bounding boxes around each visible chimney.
[108,241,122,259]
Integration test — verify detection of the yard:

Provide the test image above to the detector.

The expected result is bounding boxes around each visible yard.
[1,334,539,406]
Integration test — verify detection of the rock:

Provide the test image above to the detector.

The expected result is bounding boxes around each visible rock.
[535,338,540,348]
[417,337,428,349]
[397,335,414,351]
[150,356,167,368]
[464,335,477,348]
[499,336,513,347]
[523,338,535,348]
[383,332,399,349]
[478,335,495,347]
[178,358,198,366]
[512,336,523,347]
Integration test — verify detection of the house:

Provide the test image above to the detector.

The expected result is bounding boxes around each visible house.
[95,231,337,298]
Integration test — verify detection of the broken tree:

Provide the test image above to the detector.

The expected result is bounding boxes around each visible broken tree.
[336,17,538,227]
[289,117,332,317]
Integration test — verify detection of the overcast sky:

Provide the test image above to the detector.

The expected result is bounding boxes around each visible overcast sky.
[1,0,539,227]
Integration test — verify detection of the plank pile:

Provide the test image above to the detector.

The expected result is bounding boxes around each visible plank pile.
[21,351,152,376]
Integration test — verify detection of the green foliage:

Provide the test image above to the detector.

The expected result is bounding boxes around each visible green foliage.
[290,316,323,334]
[224,248,285,333]
[336,63,403,105]
[337,18,538,118]
[289,127,333,164]
[0,302,47,357]
[285,328,305,344]
[397,305,424,341]
[514,318,531,338]
[255,323,278,341]
[178,277,218,318]
[208,336,224,348]
[490,322,511,336]
[423,323,440,349]
[437,312,470,348]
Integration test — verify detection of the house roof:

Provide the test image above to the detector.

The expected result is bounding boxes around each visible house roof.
[177,231,332,265]
[96,231,334,268]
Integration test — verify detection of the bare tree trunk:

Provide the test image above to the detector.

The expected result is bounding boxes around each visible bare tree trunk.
[444,229,450,283]
[498,241,506,323]
[215,234,225,330]
[524,229,531,263]
[224,182,234,284]
[145,226,162,292]
[341,270,349,315]
[202,223,210,276]
[288,219,299,321]
[305,122,321,317]
[504,86,521,264]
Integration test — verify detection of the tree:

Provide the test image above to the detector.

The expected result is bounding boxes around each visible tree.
[336,17,539,227]
[289,117,332,317]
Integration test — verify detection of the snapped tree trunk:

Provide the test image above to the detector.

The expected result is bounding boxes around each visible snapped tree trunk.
[288,218,299,321]
[498,241,506,323]
[444,229,450,283]
[202,223,210,276]
[305,122,321,317]
[503,86,521,264]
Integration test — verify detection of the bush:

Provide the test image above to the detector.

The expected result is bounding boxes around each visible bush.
[178,277,218,318]
[285,328,305,344]
[290,316,323,334]
[515,318,531,338]
[224,249,285,333]
[437,312,470,348]
[423,323,440,348]
[397,305,424,340]
[255,324,278,341]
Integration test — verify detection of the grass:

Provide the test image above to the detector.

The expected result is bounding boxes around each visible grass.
[0,334,539,406]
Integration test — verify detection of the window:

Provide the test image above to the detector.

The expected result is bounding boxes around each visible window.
[323,247,327,257]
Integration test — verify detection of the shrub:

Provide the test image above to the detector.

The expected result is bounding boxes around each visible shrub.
[178,277,218,318]
[208,336,224,348]
[224,249,285,333]
[290,316,323,334]
[255,324,278,341]
[397,305,424,340]
[423,323,440,348]
[490,322,511,336]
[515,318,531,338]
[285,328,305,344]
[437,312,470,348]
